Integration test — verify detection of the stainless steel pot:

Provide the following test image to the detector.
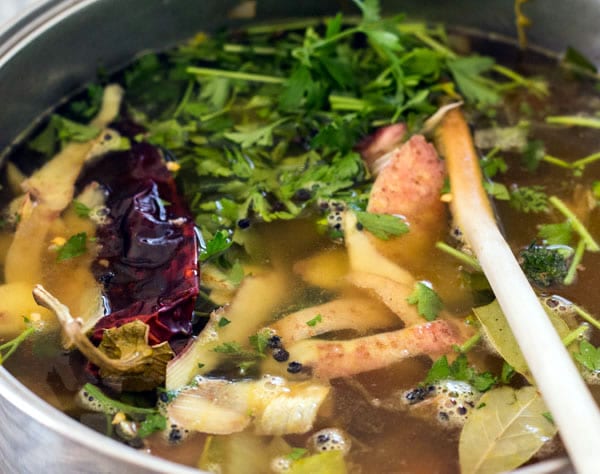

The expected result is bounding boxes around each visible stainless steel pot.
[0,1,598,472]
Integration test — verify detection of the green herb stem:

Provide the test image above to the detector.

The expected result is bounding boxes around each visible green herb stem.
[561,324,589,347]
[173,80,194,118]
[455,332,482,353]
[542,155,572,169]
[223,44,279,55]
[564,239,586,285]
[571,151,600,170]
[546,116,600,129]
[573,304,600,332]
[245,18,327,35]
[82,383,156,416]
[186,67,286,84]
[549,196,600,251]
[435,241,482,271]
[0,326,35,364]
[329,95,373,112]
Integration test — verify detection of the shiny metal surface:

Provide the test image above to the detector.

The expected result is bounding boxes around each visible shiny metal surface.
[0,0,597,472]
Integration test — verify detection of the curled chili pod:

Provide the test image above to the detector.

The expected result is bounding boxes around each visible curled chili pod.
[75,141,199,345]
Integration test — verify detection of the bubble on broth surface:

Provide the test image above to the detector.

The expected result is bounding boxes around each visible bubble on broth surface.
[308,427,351,454]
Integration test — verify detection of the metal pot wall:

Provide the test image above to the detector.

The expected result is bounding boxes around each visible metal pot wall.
[0,1,598,472]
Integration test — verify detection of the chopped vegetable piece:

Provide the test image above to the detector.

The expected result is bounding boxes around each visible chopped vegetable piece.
[56,232,88,261]
[355,211,409,240]
[574,340,600,372]
[306,315,323,327]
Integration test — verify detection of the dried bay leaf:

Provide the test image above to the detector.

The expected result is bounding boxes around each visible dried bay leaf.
[98,320,174,391]
[473,299,571,381]
[459,386,556,474]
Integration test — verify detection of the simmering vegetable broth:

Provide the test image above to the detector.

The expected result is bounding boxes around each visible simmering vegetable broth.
[2,9,600,473]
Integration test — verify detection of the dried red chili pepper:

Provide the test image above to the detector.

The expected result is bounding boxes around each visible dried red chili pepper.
[76,142,199,345]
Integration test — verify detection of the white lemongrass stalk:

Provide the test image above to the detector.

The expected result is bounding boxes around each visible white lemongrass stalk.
[436,108,600,474]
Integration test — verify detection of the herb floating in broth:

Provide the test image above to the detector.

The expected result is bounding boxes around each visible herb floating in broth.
[3,0,600,472]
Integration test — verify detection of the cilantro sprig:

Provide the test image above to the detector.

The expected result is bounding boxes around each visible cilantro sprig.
[425,354,497,392]
[56,232,88,261]
[406,282,443,321]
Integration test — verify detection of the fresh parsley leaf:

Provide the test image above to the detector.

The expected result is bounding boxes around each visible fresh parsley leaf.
[521,140,545,172]
[446,56,500,105]
[51,115,101,143]
[425,354,497,391]
[538,221,572,246]
[562,46,597,74]
[542,411,555,425]
[57,232,88,261]
[223,118,288,148]
[212,342,242,354]
[593,180,600,200]
[138,413,167,438]
[279,66,326,111]
[228,261,245,286]
[406,282,443,321]
[510,185,549,213]
[352,0,381,22]
[200,231,232,262]
[574,340,600,372]
[500,362,516,384]
[249,330,271,356]
[287,447,309,461]
[73,200,92,218]
[306,314,323,327]
[471,372,497,392]
[68,83,104,121]
[355,211,409,240]
[480,155,508,179]
[483,181,510,201]
[218,317,231,328]
[424,355,450,384]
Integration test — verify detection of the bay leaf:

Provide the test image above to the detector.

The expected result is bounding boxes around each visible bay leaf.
[459,386,556,474]
[472,299,571,381]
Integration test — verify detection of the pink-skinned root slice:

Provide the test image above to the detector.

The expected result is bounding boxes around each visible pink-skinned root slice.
[355,123,407,170]
[364,134,448,268]
[265,296,398,344]
[286,319,462,380]
[367,134,446,229]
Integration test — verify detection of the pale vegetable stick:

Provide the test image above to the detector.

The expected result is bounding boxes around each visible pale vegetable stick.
[436,108,600,474]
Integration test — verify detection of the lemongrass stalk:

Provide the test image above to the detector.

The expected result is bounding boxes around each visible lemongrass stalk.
[436,107,600,474]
